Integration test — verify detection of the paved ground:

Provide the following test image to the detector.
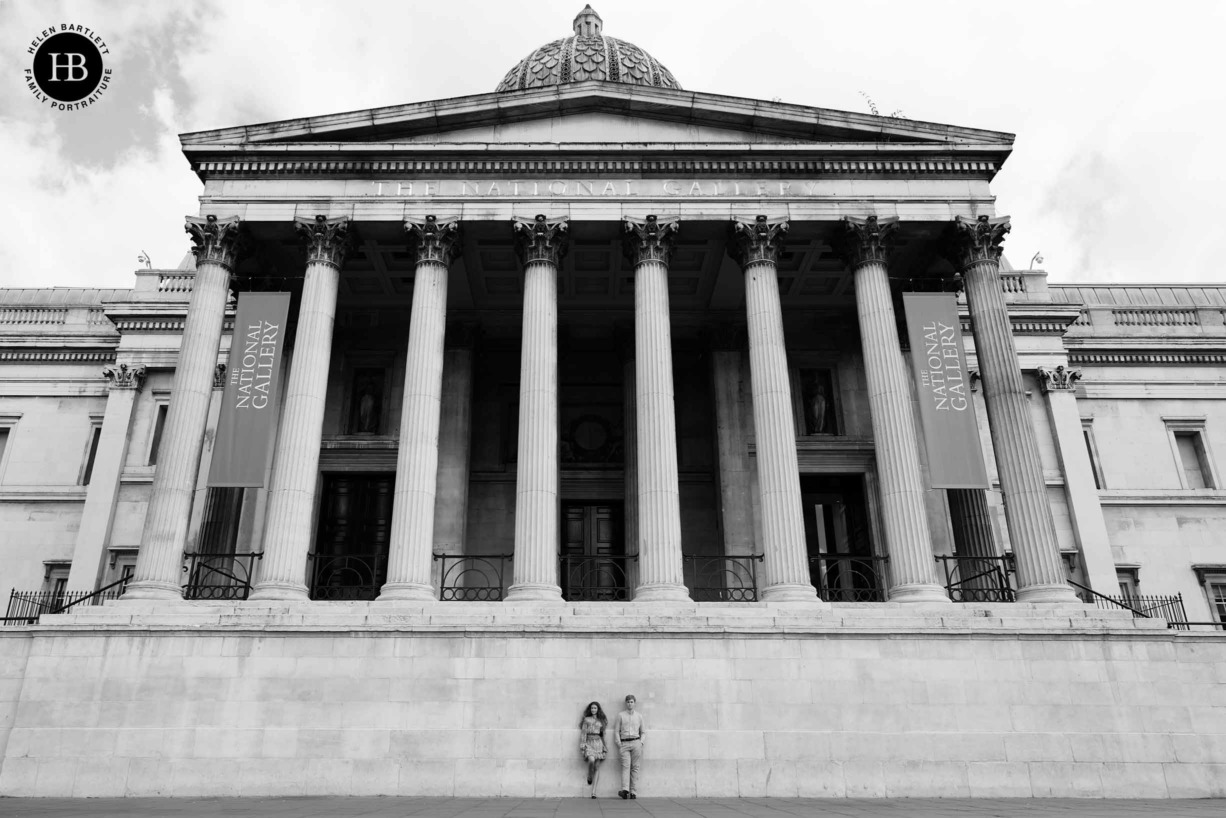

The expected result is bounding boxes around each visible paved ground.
[1,798,1225,818]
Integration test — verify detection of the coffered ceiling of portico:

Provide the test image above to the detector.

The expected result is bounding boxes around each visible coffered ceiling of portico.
[236,219,952,336]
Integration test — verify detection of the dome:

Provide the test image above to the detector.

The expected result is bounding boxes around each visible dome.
[495,6,681,93]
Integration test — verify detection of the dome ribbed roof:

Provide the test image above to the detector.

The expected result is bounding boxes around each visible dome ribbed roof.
[495,6,681,93]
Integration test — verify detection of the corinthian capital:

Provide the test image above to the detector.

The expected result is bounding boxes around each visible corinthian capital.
[623,215,679,267]
[102,362,146,391]
[295,215,355,269]
[835,215,899,269]
[405,215,461,266]
[729,215,788,267]
[1036,365,1082,394]
[185,215,244,270]
[512,214,569,266]
[947,214,1011,270]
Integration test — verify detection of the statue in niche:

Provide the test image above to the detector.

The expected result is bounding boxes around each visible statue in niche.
[802,369,835,435]
[349,369,384,435]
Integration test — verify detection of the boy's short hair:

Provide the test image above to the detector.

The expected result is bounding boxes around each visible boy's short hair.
[625,694,636,702]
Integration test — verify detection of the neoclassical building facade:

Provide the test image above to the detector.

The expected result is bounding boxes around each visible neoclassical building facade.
[1,6,1225,799]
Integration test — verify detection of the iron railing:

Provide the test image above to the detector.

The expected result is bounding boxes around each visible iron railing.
[1067,580,1189,628]
[560,554,634,602]
[434,553,512,601]
[182,551,262,600]
[1172,621,1226,631]
[809,554,889,602]
[3,576,130,625]
[683,554,762,602]
[308,552,387,600]
[937,554,1017,603]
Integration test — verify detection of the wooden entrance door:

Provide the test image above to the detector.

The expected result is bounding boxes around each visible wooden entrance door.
[311,473,393,600]
[560,503,627,600]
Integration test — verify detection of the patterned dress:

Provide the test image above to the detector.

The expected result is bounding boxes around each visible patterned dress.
[580,716,607,761]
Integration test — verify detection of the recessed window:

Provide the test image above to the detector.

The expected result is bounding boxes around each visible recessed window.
[1081,419,1105,490]
[80,423,102,485]
[1165,419,1218,490]
[0,428,9,483]
[148,403,169,466]
[1210,582,1226,626]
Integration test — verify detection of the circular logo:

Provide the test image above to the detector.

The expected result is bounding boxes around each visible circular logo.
[31,32,104,102]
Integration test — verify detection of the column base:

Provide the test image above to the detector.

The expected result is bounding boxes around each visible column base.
[1016,583,1083,604]
[115,580,184,603]
[887,583,953,604]
[504,583,563,603]
[760,583,825,604]
[375,583,437,602]
[247,582,309,602]
[633,583,691,603]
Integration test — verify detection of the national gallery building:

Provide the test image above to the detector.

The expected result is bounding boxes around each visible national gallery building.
[2,7,1225,800]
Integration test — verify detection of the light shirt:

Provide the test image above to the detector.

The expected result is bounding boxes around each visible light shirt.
[614,709,644,742]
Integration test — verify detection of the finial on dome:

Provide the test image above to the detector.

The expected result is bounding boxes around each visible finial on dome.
[573,5,602,37]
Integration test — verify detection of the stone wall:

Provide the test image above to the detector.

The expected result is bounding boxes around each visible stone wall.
[1,603,1224,798]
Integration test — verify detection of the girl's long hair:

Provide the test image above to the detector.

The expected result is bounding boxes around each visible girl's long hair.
[579,701,607,728]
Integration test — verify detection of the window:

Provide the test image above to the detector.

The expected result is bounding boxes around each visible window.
[1192,566,1226,626]
[1081,419,1105,490]
[1175,432,1212,489]
[1116,566,1140,600]
[79,420,103,485]
[43,563,71,601]
[1164,418,1218,490]
[148,401,169,466]
[0,413,18,483]
[1211,583,1226,626]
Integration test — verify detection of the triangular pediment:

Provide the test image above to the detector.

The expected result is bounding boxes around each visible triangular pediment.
[180,82,1013,152]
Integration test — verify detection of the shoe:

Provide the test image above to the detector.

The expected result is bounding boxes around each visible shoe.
[591,795,596,799]
[630,793,637,799]
[587,771,593,785]
[618,790,628,799]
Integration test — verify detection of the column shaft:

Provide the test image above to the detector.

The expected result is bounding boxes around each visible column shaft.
[507,257,562,600]
[947,488,1001,597]
[125,218,239,601]
[66,366,143,590]
[381,258,451,600]
[433,339,475,556]
[711,345,755,558]
[251,260,341,599]
[963,255,1077,602]
[632,256,688,601]
[744,259,816,601]
[854,260,947,602]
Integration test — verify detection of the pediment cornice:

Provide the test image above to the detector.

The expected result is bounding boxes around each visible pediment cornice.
[180,82,1013,157]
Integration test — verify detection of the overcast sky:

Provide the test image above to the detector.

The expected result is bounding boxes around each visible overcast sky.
[2,0,1223,290]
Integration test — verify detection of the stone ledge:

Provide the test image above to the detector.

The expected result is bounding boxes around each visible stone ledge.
[20,600,1191,638]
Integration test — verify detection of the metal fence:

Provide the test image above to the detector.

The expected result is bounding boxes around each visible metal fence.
[308,552,387,600]
[683,554,762,602]
[560,554,634,602]
[809,554,890,602]
[3,576,129,626]
[182,552,263,600]
[435,553,512,601]
[936,554,1016,602]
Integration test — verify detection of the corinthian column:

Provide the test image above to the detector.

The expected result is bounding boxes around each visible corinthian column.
[251,215,353,600]
[948,215,1077,603]
[506,215,567,602]
[624,215,689,602]
[836,216,947,603]
[729,216,818,603]
[380,216,461,601]
[124,215,243,601]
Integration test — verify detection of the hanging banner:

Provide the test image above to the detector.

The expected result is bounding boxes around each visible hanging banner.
[902,293,989,489]
[209,292,291,487]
